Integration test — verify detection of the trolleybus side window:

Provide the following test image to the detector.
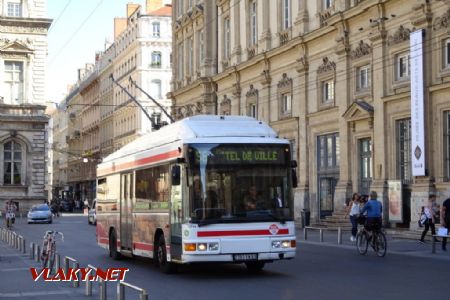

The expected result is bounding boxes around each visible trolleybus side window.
[135,165,170,211]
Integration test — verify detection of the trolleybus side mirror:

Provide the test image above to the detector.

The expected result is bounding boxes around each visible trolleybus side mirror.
[172,165,181,186]
[291,160,298,188]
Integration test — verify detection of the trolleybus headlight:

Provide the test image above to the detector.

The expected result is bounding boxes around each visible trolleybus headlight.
[208,242,219,251]
[281,241,291,248]
[197,243,207,251]
[272,241,281,248]
[184,243,197,251]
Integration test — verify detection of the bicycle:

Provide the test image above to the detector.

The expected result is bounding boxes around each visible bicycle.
[5,212,15,230]
[356,224,387,257]
[40,231,64,272]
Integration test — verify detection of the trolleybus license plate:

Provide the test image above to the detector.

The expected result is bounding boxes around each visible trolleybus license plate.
[233,253,258,261]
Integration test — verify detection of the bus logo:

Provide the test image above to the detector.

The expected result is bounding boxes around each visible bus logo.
[269,224,279,235]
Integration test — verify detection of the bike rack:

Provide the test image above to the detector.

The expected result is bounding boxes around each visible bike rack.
[303,226,343,244]
[84,264,108,300]
[64,256,80,288]
[117,281,149,300]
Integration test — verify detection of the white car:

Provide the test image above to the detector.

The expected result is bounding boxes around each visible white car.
[88,199,96,225]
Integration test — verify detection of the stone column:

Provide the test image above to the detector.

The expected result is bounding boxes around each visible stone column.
[258,0,271,51]
[294,0,309,37]
[294,46,310,223]
[258,57,271,122]
[231,0,241,65]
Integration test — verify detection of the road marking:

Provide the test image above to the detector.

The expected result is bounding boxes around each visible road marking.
[0,290,71,297]
[0,267,30,272]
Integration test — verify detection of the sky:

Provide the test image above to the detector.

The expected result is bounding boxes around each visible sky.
[46,0,147,103]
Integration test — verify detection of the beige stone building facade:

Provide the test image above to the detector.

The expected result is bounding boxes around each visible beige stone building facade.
[170,0,450,228]
[0,0,51,212]
[54,1,172,206]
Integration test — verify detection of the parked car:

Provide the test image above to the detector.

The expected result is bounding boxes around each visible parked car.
[88,199,96,225]
[27,204,52,224]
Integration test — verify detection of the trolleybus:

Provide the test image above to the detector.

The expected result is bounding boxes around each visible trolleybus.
[96,115,297,272]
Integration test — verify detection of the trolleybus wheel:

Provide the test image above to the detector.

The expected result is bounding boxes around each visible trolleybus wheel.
[245,261,265,272]
[109,230,121,260]
[155,235,176,274]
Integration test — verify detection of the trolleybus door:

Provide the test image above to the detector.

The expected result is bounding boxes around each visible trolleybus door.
[170,165,183,259]
[120,172,133,250]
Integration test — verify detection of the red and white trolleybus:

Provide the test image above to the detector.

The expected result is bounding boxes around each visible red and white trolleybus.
[96,115,297,272]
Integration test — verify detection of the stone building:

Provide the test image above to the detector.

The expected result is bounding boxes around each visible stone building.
[0,0,51,212]
[58,1,172,207]
[170,0,450,229]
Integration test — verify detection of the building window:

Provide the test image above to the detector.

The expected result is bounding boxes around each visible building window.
[317,133,340,217]
[7,1,22,17]
[357,65,371,90]
[396,53,410,80]
[358,138,372,195]
[397,118,412,184]
[151,79,162,98]
[445,112,450,179]
[152,22,160,37]
[444,39,450,68]
[187,37,193,76]
[224,17,231,60]
[323,0,333,9]
[248,103,257,118]
[4,61,24,104]
[322,79,334,103]
[250,0,257,46]
[151,51,161,67]
[282,0,290,30]
[3,140,22,185]
[281,93,291,114]
[151,112,161,128]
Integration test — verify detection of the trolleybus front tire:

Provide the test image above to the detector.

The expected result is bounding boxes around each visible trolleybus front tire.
[155,235,176,274]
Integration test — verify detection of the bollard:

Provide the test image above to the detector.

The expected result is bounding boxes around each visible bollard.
[22,238,26,254]
[30,243,35,260]
[303,227,307,240]
[64,257,69,274]
[319,229,324,242]
[73,262,79,288]
[99,278,107,300]
[117,281,148,300]
[35,245,41,262]
[85,264,96,296]
[337,227,342,245]
[55,253,60,274]
[63,257,80,288]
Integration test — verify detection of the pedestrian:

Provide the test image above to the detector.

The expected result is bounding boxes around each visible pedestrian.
[346,193,361,242]
[441,198,450,251]
[360,191,383,231]
[4,200,17,229]
[419,195,437,244]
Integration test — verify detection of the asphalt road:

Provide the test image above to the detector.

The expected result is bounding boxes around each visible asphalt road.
[1,215,449,300]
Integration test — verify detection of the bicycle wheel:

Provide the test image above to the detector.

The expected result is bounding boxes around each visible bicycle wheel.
[41,251,49,269]
[47,249,56,273]
[356,231,368,255]
[374,231,387,257]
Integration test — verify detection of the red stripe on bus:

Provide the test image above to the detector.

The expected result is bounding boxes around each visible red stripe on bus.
[98,150,181,176]
[134,242,154,251]
[99,237,108,245]
[197,229,289,237]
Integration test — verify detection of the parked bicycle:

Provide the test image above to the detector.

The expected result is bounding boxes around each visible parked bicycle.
[40,231,64,272]
[356,219,387,257]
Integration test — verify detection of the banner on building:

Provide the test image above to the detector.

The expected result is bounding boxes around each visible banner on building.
[388,180,403,222]
[410,29,426,176]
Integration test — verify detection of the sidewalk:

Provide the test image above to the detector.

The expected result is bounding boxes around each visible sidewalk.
[297,226,450,260]
[0,230,98,299]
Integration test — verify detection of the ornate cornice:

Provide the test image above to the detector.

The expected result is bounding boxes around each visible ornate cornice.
[433,8,450,31]
[317,57,336,74]
[277,73,292,89]
[388,25,414,45]
[246,84,258,98]
[351,40,371,59]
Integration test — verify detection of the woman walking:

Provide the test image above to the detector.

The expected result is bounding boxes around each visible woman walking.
[419,195,437,243]
[346,193,361,242]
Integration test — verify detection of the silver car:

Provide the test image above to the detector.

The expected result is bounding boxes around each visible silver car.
[27,204,53,224]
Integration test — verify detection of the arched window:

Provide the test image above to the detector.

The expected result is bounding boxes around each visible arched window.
[3,140,23,185]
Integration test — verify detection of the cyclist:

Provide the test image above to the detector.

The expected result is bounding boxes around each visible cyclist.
[360,191,382,232]
[4,200,17,229]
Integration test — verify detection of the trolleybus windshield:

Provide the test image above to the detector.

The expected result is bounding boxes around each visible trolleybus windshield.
[187,144,294,224]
